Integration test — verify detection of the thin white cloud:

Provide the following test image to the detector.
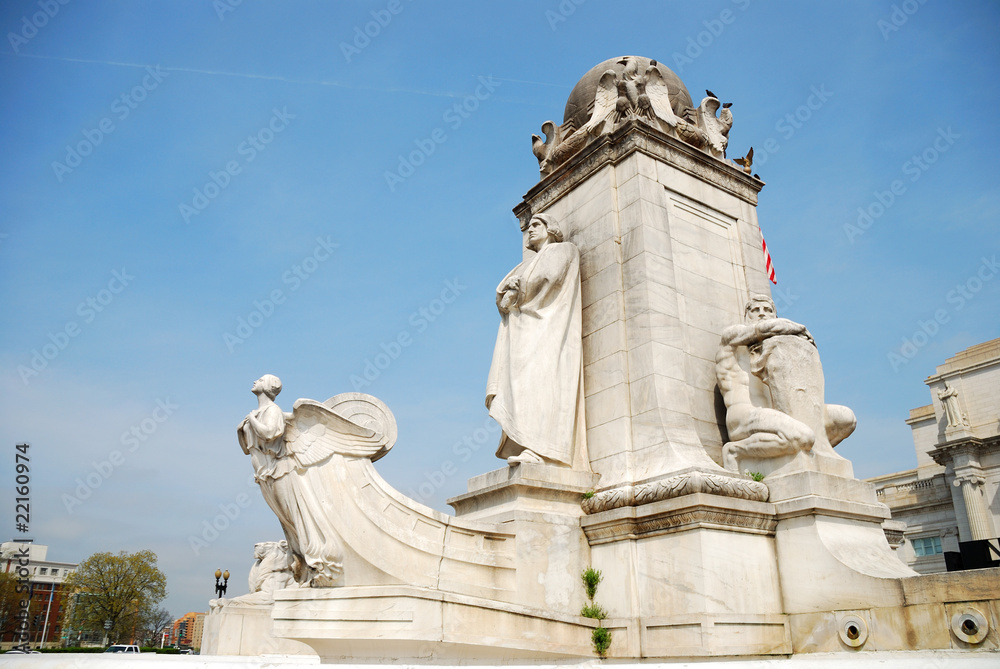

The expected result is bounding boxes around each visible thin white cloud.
[3,51,545,104]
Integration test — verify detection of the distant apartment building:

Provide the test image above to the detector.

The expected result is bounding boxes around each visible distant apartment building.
[171,611,206,649]
[0,542,77,649]
[867,339,1000,572]
[192,612,205,649]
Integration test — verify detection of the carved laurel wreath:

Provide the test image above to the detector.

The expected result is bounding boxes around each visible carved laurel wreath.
[582,470,768,514]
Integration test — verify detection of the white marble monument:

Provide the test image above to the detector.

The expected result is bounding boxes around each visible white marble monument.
[202,56,999,661]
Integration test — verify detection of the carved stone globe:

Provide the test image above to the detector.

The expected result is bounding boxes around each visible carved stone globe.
[563,56,694,129]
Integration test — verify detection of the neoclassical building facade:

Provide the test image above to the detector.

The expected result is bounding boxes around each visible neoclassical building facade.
[868,339,1000,573]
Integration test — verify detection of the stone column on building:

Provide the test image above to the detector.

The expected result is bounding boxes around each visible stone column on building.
[932,439,995,542]
[953,472,992,541]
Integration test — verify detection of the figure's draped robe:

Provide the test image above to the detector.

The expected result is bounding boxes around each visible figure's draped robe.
[239,406,343,586]
[486,241,588,468]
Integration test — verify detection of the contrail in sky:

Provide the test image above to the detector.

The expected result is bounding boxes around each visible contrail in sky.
[3,51,550,104]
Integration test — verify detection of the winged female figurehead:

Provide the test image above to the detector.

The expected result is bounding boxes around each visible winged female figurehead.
[238,375,396,587]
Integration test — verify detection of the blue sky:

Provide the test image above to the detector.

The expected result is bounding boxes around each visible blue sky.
[1,0,997,622]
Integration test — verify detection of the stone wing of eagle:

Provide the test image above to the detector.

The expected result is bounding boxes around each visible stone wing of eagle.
[579,69,618,136]
[644,66,679,128]
[283,393,397,467]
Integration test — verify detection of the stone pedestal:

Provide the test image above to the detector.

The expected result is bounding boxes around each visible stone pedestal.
[448,463,598,521]
[449,464,599,615]
[515,120,769,492]
[767,471,917,614]
[202,606,316,656]
[582,492,790,657]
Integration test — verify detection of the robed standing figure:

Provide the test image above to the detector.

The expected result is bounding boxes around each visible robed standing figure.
[486,214,588,469]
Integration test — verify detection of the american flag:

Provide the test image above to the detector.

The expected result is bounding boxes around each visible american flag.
[761,230,776,284]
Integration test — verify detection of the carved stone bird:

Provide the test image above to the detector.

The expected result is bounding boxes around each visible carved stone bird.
[697,95,733,157]
[617,56,641,113]
[734,147,754,174]
[531,120,561,174]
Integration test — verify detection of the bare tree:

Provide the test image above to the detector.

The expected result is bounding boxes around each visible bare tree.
[135,607,172,647]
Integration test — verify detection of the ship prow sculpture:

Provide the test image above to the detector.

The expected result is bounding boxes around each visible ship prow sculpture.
[203,57,999,661]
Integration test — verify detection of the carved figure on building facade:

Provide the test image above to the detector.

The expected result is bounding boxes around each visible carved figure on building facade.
[239,375,396,587]
[209,540,294,611]
[716,295,856,474]
[937,382,969,428]
[486,214,588,469]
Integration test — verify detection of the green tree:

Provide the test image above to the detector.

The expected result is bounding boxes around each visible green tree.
[0,570,23,640]
[62,550,167,645]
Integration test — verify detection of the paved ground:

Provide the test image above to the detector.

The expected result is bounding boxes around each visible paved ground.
[0,651,996,668]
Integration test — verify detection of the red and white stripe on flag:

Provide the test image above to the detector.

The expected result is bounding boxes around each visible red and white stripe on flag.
[761,231,777,284]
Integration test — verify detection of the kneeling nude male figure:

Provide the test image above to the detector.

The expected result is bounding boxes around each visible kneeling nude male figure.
[716,295,855,473]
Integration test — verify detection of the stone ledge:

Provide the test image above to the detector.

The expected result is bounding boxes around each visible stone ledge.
[788,596,1000,652]
[447,464,599,521]
[773,495,891,522]
[765,469,878,505]
[901,568,1000,605]
[582,492,777,545]
[272,585,598,660]
[640,613,791,658]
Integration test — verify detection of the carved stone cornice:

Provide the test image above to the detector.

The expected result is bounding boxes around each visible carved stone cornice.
[582,493,777,545]
[581,470,768,515]
[514,120,762,226]
[929,436,992,467]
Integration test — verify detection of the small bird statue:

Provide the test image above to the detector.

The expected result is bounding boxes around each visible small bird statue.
[734,147,754,174]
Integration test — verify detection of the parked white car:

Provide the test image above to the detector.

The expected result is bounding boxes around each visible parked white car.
[104,644,141,653]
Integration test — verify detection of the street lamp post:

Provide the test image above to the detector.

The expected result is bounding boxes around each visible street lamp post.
[214,569,230,599]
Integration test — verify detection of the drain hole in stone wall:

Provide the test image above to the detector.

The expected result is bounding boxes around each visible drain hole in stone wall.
[846,624,860,640]
[961,619,979,636]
